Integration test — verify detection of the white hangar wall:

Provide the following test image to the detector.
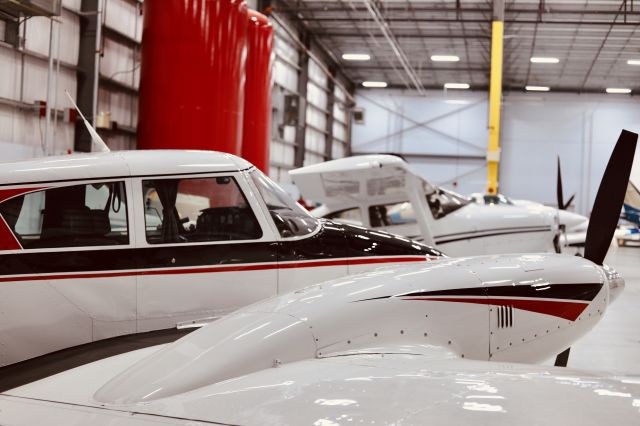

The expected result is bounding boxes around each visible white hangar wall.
[352,89,640,216]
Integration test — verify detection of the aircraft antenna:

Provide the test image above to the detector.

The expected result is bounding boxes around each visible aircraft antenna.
[65,90,110,153]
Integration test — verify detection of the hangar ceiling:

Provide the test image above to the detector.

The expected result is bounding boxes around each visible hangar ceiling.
[277,0,640,93]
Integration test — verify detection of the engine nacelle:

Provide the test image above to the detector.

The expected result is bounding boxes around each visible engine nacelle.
[95,253,617,405]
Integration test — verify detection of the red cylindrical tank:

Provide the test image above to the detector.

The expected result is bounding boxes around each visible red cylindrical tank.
[138,0,248,154]
[241,10,274,173]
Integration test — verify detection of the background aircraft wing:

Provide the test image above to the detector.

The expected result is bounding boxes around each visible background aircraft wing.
[2,344,640,425]
[290,154,432,208]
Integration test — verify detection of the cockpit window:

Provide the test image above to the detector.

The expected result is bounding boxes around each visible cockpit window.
[143,176,262,244]
[250,170,319,238]
[484,194,513,205]
[368,202,416,227]
[426,188,470,219]
[0,181,129,249]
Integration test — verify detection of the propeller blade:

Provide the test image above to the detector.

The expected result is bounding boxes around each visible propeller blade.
[584,130,638,265]
[563,194,576,210]
[557,156,564,209]
[554,347,571,367]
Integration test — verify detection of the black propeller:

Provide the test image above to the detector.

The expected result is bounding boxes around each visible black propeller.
[554,130,637,368]
[583,130,638,266]
[556,156,575,210]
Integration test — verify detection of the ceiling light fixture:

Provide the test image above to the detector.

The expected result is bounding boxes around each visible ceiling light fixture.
[431,55,460,62]
[342,53,371,61]
[444,83,470,90]
[362,81,388,88]
[525,86,550,92]
[606,88,631,94]
[530,57,560,64]
[627,59,640,66]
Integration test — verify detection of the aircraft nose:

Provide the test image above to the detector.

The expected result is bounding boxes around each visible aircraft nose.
[602,264,625,304]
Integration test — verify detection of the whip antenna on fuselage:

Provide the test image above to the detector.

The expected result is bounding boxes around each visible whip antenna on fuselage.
[64,90,110,153]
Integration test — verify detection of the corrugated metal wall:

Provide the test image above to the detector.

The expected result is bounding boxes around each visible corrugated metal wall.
[0,1,353,182]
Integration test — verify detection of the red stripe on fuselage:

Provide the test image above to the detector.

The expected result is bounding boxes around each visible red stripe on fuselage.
[0,256,432,283]
[402,297,589,321]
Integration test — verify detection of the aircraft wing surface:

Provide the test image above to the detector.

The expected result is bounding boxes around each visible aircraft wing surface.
[290,154,430,207]
[2,344,639,425]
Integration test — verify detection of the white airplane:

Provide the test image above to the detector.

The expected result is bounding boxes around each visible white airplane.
[292,154,562,256]
[0,130,636,425]
[0,99,442,367]
[470,158,590,253]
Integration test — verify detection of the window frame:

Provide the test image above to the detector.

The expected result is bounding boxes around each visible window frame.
[132,171,276,248]
[0,178,136,253]
[244,168,322,242]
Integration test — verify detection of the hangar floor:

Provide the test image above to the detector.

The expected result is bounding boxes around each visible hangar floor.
[1,244,639,392]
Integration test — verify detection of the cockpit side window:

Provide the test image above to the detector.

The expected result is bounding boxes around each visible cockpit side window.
[426,188,470,219]
[0,181,129,249]
[142,176,262,244]
[249,170,319,238]
[368,202,417,227]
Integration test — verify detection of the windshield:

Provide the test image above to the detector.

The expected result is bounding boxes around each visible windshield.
[250,170,319,238]
[426,187,470,219]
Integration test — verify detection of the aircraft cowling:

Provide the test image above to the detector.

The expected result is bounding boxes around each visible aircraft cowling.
[94,254,614,405]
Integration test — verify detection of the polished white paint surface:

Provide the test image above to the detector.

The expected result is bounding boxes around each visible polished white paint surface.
[73,254,608,405]
[0,153,429,367]
[0,251,634,424]
[292,154,560,256]
[4,347,640,425]
[0,150,253,185]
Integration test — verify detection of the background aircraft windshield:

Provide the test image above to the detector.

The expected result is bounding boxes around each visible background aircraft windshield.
[426,188,471,219]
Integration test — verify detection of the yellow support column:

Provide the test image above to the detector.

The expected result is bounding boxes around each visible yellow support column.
[486,6,504,195]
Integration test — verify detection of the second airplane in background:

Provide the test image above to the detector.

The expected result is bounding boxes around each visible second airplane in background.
[292,155,567,256]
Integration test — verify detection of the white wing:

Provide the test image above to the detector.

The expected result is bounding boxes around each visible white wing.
[2,345,639,425]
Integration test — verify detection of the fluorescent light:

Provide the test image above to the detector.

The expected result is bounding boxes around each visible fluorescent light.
[525,85,550,92]
[606,87,631,94]
[627,59,640,66]
[444,83,470,90]
[530,57,560,64]
[431,55,460,62]
[342,53,371,61]
[362,81,387,88]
